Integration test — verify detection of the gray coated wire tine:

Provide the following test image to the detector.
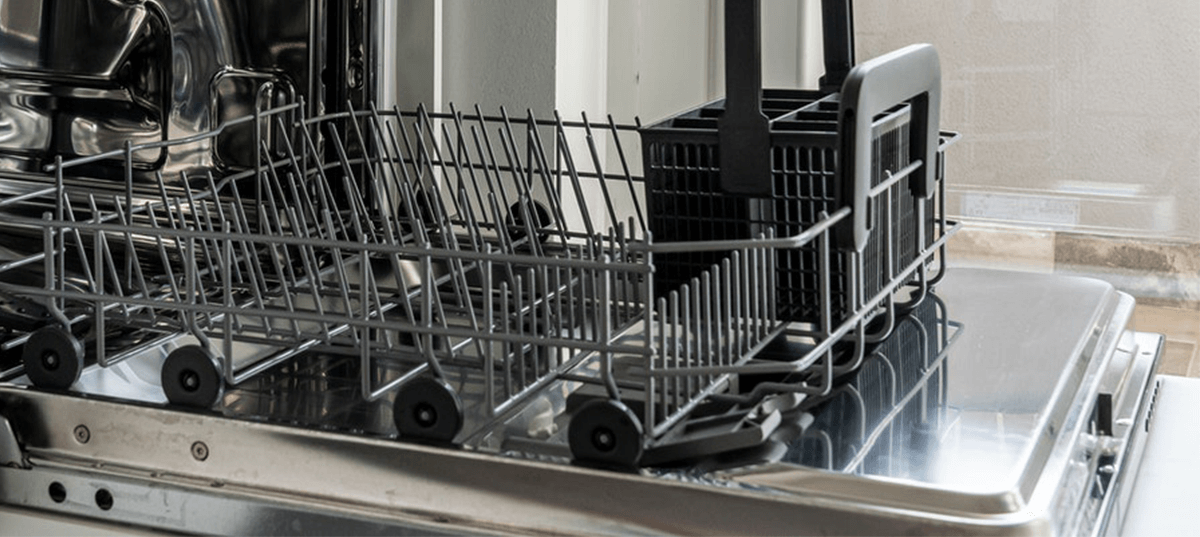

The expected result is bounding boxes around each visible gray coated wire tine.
[390,106,441,231]
[227,196,279,337]
[549,113,596,240]
[604,114,646,234]
[455,186,487,263]
[437,133,492,269]
[597,255,618,400]
[759,241,769,339]
[613,224,624,324]
[500,279,513,399]
[408,161,476,332]
[257,152,306,287]
[110,198,157,309]
[552,261,563,367]
[221,218,234,367]
[141,202,186,311]
[514,274,527,391]
[750,240,760,341]
[193,179,227,282]
[335,110,389,244]
[441,119,482,228]
[87,197,131,322]
[226,202,270,334]
[682,280,692,401]
[349,103,403,231]
[522,110,574,245]
[730,250,742,358]
[713,260,725,370]
[450,188,490,362]
[255,172,302,339]
[468,126,506,235]
[386,105,429,196]
[200,172,233,281]
[498,108,565,248]
[492,115,546,257]
[526,265,540,379]
[411,107,465,233]
[404,110,463,252]
[92,218,106,365]
[294,115,355,243]
[768,229,778,322]
[283,204,327,303]
[287,205,331,340]
[320,208,360,344]
[272,118,322,238]
[743,247,753,353]
[670,289,680,414]
[393,168,431,248]
[179,171,220,270]
[364,105,409,246]
[565,247,578,339]
[445,105,489,214]
[323,121,373,243]
[418,253,446,380]
[575,111,621,233]
[471,104,517,230]
[692,276,705,387]
[656,295,667,427]
[251,158,298,292]
[538,262,554,370]
[485,193,518,284]
[414,105,469,226]
[56,197,97,301]
[701,271,713,386]
[216,184,252,286]
[481,245,496,414]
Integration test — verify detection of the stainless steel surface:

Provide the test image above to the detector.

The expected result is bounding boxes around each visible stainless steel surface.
[722,269,1161,536]
[0,0,376,182]
[0,268,1162,535]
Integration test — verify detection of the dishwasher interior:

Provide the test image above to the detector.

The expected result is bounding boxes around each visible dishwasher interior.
[0,0,1163,535]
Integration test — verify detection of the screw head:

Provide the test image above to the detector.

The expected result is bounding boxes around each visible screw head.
[73,425,90,444]
[191,441,209,461]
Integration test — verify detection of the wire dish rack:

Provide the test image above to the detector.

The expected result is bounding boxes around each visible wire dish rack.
[0,49,959,469]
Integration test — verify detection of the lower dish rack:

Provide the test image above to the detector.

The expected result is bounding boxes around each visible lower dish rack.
[0,54,958,470]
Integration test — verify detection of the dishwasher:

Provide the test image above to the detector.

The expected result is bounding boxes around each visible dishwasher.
[0,0,1164,535]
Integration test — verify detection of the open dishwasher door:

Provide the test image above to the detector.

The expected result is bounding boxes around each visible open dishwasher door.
[0,268,1164,535]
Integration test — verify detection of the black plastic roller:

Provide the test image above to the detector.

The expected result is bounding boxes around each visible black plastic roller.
[161,345,224,408]
[569,399,644,468]
[22,326,83,390]
[393,377,463,443]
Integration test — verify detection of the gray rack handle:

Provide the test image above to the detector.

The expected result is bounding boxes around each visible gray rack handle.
[718,0,772,196]
[838,43,941,252]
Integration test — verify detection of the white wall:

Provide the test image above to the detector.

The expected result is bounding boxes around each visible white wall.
[440,0,557,114]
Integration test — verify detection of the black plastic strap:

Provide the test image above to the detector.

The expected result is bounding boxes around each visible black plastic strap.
[819,0,856,92]
[718,0,773,197]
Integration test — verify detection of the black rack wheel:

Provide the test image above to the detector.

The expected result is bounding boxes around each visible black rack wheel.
[161,346,224,408]
[569,399,644,468]
[393,377,463,443]
[505,200,553,244]
[22,326,83,390]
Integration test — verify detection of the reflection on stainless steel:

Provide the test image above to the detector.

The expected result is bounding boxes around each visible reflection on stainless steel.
[780,295,956,478]
[0,269,1162,535]
[0,0,352,182]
